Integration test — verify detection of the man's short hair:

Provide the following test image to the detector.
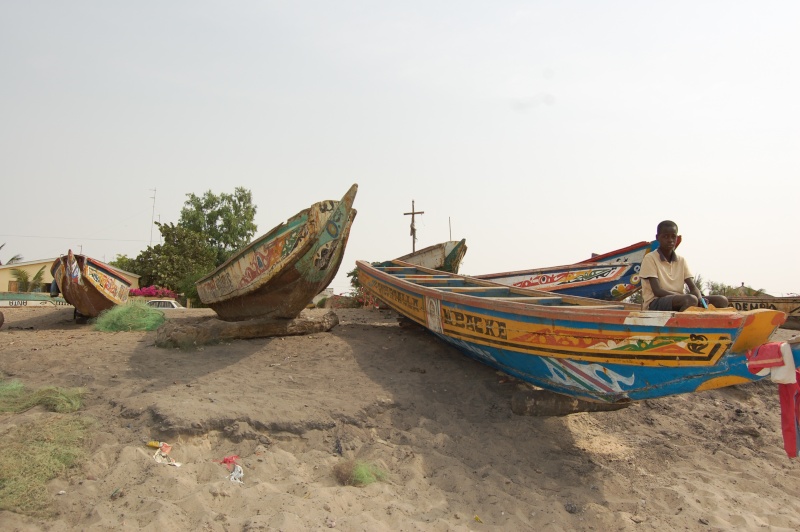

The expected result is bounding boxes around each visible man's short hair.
[656,220,678,235]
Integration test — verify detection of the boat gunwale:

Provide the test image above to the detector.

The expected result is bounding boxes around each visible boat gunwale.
[578,240,655,263]
[475,260,636,283]
[194,207,315,287]
[475,240,653,281]
[359,259,773,328]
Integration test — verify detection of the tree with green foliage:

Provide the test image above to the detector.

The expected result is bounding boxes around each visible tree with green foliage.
[109,254,138,274]
[0,243,23,266]
[11,266,45,292]
[179,187,258,266]
[706,280,767,297]
[131,222,217,291]
[627,290,642,305]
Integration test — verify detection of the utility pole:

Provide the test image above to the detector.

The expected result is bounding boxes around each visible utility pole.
[149,188,157,246]
[404,200,424,253]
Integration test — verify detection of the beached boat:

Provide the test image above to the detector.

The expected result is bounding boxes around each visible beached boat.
[729,296,800,330]
[0,292,71,308]
[196,184,358,321]
[51,250,132,319]
[379,239,468,274]
[475,240,657,301]
[356,259,789,403]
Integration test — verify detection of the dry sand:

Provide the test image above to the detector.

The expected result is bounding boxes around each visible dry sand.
[1,306,800,531]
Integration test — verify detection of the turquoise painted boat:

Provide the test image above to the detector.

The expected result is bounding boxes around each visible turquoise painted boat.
[0,291,71,308]
[196,184,357,321]
[357,259,789,403]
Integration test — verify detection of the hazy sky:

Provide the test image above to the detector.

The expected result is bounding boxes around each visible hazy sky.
[2,2,798,296]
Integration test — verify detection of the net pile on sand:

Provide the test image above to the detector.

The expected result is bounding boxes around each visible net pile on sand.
[94,302,166,332]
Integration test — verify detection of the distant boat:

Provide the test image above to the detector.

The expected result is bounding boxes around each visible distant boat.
[729,296,800,330]
[0,292,71,308]
[380,239,468,273]
[51,250,132,320]
[475,240,657,301]
[196,184,358,321]
[357,259,788,403]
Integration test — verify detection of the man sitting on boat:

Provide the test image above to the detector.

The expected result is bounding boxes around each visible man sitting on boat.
[640,220,729,312]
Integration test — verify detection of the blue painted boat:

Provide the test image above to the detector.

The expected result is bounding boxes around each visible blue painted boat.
[475,240,658,301]
[357,259,790,403]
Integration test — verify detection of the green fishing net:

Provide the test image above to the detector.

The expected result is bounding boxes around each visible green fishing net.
[94,302,166,332]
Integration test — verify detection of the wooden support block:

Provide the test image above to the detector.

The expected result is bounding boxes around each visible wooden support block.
[156,310,340,348]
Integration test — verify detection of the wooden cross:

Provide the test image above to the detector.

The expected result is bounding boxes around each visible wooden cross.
[404,200,425,253]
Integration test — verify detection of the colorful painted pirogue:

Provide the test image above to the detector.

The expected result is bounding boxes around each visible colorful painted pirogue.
[0,292,70,308]
[357,259,789,403]
[476,240,657,301]
[729,296,800,330]
[380,239,468,274]
[196,184,358,321]
[51,250,131,319]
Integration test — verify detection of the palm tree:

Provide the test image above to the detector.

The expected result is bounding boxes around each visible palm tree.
[11,266,46,292]
[0,243,23,266]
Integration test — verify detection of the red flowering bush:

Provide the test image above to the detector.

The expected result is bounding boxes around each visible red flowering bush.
[130,285,177,298]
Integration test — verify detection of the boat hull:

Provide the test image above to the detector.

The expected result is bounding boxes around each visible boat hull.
[196,184,358,321]
[51,251,131,317]
[357,260,787,403]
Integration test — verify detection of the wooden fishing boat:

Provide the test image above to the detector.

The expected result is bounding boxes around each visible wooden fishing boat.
[196,184,358,321]
[380,239,468,273]
[357,259,788,403]
[51,250,132,320]
[729,296,800,330]
[475,240,658,301]
[0,292,70,308]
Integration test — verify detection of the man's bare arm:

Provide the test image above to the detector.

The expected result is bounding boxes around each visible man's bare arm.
[685,278,704,302]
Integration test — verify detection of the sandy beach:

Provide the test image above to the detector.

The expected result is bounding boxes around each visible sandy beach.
[1,305,800,531]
